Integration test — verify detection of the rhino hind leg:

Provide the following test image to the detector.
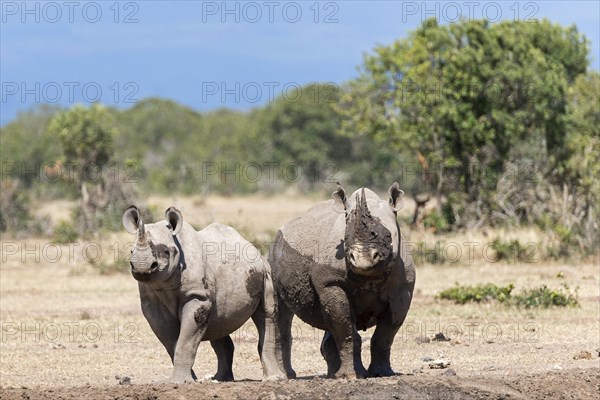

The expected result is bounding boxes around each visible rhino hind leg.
[320,331,341,378]
[210,336,235,381]
[251,309,287,380]
[274,293,296,379]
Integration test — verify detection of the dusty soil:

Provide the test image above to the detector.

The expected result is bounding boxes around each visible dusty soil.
[1,368,599,400]
[1,195,599,399]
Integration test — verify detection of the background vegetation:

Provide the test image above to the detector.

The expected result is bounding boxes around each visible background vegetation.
[1,19,598,258]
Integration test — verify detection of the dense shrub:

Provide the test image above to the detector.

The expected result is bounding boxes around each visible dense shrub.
[52,220,78,244]
[437,283,514,304]
[437,283,579,308]
[0,179,31,233]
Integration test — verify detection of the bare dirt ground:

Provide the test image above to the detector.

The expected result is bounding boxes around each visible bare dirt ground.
[1,195,599,399]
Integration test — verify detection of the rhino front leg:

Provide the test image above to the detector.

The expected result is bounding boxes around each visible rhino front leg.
[317,284,367,379]
[170,297,212,383]
[368,294,411,377]
[367,319,399,377]
[141,299,199,379]
[210,336,234,381]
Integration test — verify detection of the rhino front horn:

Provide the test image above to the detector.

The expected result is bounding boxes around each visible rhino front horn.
[137,216,148,245]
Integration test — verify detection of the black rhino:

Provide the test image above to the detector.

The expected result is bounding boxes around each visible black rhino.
[269,183,416,379]
[123,206,285,382]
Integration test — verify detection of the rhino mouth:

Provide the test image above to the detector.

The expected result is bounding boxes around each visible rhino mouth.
[348,256,391,277]
[130,261,159,280]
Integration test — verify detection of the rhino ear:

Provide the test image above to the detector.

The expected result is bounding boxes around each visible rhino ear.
[165,207,183,236]
[388,182,404,212]
[332,182,347,213]
[123,206,141,234]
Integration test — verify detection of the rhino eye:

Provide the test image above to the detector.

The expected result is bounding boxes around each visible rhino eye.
[164,249,169,257]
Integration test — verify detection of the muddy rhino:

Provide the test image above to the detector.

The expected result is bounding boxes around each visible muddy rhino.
[122,206,285,382]
[269,183,415,379]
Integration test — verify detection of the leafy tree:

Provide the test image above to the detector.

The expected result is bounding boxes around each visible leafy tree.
[339,19,589,210]
[50,104,116,183]
[0,105,63,188]
[564,71,600,202]
[255,82,352,190]
[48,104,123,234]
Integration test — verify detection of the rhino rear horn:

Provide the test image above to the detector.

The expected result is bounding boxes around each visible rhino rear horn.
[388,182,404,212]
[122,205,141,235]
[165,207,183,236]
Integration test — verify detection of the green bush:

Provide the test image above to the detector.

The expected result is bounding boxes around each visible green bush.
[422,210,450,233]
[0,179,31,233]
[512,284,579,308]
[52,220,78,244]
[437,283,514,304]
[437,283,579,308]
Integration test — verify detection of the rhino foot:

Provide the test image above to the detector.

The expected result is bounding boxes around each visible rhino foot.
[262,373,287,382]
[331,367,367,379]
[212,372,234,382]
[368,364,395,377]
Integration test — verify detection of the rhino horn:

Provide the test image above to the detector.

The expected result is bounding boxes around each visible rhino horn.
[137,216,148,246]
[354,188,373,235]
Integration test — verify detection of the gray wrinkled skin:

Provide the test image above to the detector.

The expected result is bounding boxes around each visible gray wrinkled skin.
[269,184,416,379]
[123,206,285,383]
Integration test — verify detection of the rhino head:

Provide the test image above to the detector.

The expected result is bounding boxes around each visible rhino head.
[333,183,404,278]
[122,206,183,282]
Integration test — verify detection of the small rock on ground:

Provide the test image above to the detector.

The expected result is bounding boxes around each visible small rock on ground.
[443,369,457,377]
[432,333,450,342]
[118,376,131,385]
[573,351,592,360]
[429,359,450,369]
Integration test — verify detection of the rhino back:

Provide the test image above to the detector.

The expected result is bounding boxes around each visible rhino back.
[197,222,265,339]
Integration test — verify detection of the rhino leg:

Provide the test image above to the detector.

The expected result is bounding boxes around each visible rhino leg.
[367,321,398,377]
[368,293,411,377]
[141,297,200,379]
[320,331,340,377]
[251,277,288,381]
[315,282,367,379]
[169,297,212,383]
[141,301,179,361]
[210,336,234,381]
[274,292,296,379]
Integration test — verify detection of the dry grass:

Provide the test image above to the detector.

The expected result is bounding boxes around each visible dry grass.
[1,195,598,389]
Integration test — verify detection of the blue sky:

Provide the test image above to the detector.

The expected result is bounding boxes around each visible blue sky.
[1,1,599,125]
